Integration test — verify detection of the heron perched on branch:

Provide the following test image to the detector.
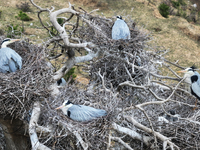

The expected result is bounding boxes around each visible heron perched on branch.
[112,16,130,40]
[0,38,22,73]
[177,66,200,107]
[55,100,107,122]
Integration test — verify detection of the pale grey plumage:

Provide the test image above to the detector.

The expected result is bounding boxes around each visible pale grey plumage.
[194,71,200,85]
[0,38,22,73]
[178,66,200,100]
[56,100,107,122]
[57,78,67,86]
[191,77,200,98]
[191,74,200,100]
[112,16,130,40]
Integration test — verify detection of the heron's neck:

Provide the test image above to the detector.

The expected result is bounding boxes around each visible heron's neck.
[61,103,73,114]
[1,43,8,48]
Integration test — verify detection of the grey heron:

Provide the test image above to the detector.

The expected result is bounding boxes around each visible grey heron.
[0,38,22,73]
[190,74,200,101]
[57,78,67,86]
[112,16,130,40]
[177,66,200,85]
[177,66,200,108]
[55,100,107,122]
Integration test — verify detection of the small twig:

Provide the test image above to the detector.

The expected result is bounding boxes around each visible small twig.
[125,116,180,150]
[98,68,111,93]
[111,136,134,150]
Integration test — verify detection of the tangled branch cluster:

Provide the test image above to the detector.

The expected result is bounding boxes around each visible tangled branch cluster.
[76,12,200,149]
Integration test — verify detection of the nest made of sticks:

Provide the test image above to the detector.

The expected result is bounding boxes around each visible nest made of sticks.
[0,36,54,121]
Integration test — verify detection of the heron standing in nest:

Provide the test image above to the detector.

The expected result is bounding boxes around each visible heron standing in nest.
[177,66,200,109]
[112,16,130,40]
[0,38,22,73]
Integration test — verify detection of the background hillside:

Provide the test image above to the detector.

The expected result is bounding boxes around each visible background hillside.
[0,0,200,68]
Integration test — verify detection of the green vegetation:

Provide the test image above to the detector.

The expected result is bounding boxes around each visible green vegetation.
[15,11,32,21]
[171,1,180,8]
[57,18,64,25]
[64,67,77,83]
[159,3,170,18]
[171,0,186,8]
[0,10,2,18]
[6,24,24,38]
[176,8,183,16]
[177,0,186,6]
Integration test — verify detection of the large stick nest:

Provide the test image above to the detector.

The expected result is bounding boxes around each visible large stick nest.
[0,36,54,121]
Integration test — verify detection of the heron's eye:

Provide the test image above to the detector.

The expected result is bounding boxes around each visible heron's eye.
[65,101,71,106]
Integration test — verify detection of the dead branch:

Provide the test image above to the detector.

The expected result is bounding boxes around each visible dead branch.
[112,122,151,146]
[125,116,179,150]
[29,101,50,150]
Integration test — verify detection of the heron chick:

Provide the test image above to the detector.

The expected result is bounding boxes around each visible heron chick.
[0,38,22,73]
[56,100,107,122]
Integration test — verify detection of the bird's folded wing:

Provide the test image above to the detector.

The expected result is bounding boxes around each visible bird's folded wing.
[0,48,22,73]
[69,105,106,122]
[191,82,200,99]
[194,72,200,86]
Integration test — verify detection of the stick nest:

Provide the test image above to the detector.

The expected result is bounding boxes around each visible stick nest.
[0,36,54,121]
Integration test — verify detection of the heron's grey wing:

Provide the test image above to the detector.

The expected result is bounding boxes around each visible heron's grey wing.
[9,49,22,71]
[0,48,10,73]
[121,20,130,39]
[0,48,22,73]
[60,78,67,86]
[112,20,130,40]
[194,71,200,86]
[191,81,200,100]
[68,105,107,122]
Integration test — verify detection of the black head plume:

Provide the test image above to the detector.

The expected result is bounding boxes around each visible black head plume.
[65,100,72,106]
[190,64,197,71]
[1,38,11,46]
[117,16,122,19]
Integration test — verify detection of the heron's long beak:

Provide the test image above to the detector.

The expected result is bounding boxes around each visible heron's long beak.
[177,70,187,73]
[11,39,20,43]
[55,105,64,110]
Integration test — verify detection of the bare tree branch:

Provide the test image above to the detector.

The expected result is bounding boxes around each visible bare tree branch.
[29,102,51,150]
[125,116,180,150]
[112,122,151,146]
